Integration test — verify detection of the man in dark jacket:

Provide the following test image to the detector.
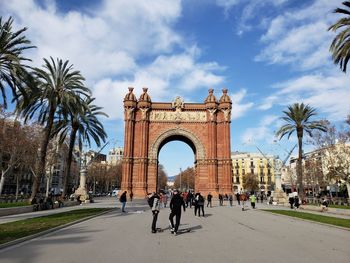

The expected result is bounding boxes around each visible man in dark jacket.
[169,190,186,235]
[119,191,127,212]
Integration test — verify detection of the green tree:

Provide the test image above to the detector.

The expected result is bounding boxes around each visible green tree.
[276,103,326,199]
[16,57,90,201]
[329,1,350,72]
[53,97,107,197]
[0,16,35,108]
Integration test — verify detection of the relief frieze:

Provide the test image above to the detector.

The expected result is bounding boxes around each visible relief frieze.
[149,109,207,122]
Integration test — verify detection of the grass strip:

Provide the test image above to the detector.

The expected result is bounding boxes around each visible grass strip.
[306,203,350,210]
[0,202,29,208]
[329,204,350,210]
[263,209,350,229]
[0,208,110,244]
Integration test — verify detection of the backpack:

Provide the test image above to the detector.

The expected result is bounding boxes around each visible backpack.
[198,195,204,204]
[148,196,154,208]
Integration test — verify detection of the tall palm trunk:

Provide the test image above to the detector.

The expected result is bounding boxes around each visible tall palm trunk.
[297,127,304,199]
[30,105,55,202]
[61,126,78,198]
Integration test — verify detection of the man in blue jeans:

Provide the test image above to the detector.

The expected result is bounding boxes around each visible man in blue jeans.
[119,191,127,212]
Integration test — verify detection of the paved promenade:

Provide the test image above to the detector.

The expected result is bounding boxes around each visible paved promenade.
[1,198,349,263]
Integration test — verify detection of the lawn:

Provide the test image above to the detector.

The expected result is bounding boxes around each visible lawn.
[0,208,110,245]
[329,204,350,210]
[306,203,350,210]
[263,209,350,229]
[0,202,30,208]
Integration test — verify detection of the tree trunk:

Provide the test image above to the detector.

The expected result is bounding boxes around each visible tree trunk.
[30,105,56,203]
[45,169,52,198]
[346,182,350,202]
[0,167,11,196]
[297,128,304,200]
[15,175,19,201]
[0,170,6,196]
[61,127,77,198]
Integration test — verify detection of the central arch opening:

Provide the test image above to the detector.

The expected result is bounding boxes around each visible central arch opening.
[158,135,196,192]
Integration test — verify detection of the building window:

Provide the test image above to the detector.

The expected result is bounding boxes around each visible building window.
[267,177,272,184]
[251,169,254,174]
[242,169,245,175]
[260,176,263,183]
[236,177,240,183]
[267,169,271,175]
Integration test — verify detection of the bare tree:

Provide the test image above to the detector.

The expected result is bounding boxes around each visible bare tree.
[304,158,326,196]
[106,162,122,190]
[0,110,27,195]
[312,119,350,198]
[242,173,259,192]
[157,164,168,191]
[174,167,194,190]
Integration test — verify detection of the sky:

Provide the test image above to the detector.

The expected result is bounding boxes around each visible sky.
[1,0,350,177]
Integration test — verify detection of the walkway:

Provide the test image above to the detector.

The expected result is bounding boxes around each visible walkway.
[0,198,349,263]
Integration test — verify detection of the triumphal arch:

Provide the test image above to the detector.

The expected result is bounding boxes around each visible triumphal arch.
[121,87,232,198]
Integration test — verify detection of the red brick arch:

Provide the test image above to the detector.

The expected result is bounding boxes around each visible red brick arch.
[121,87,233,198]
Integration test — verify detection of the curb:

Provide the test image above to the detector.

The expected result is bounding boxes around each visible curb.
[0,209,115,251]
[258,209,350,231]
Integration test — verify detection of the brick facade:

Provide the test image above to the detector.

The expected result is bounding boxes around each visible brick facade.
[121,87,233,198]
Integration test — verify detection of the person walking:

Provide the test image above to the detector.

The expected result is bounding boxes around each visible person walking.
[188,191,194,208]
[294,195,300,209]
[207,192,213,207]
[236,192,240,206]
[219,194,223,206]
[289,194,294,209]
[194,193,199,216]
[249,192,256,209]
[163,193,168,208]
[119,191,127,212]
[169,190,186,235]
[229,194,233,206]
[129,191,134,206]
[240,193,246,211]
[197,193,205,217]
[150,192,160,233]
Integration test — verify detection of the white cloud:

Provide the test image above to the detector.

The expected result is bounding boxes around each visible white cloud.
[241,114,279,144]
[258,95,278,110]
[1,0,227,121]
[255,0,343,71]
[216,0,287,34]
[231,89,254,119]
[261,71,350,121]
[1,0,183,81]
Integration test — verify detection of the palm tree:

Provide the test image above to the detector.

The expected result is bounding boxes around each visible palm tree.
[16,57,91,201]
[53,97,108,197]
[329,1,350,72]
[0,16,35,108]
[276,103,327,199]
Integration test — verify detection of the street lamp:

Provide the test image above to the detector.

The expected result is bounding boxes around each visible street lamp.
[179,168,182,191]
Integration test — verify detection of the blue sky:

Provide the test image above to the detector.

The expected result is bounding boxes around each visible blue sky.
[1,0,350,176]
